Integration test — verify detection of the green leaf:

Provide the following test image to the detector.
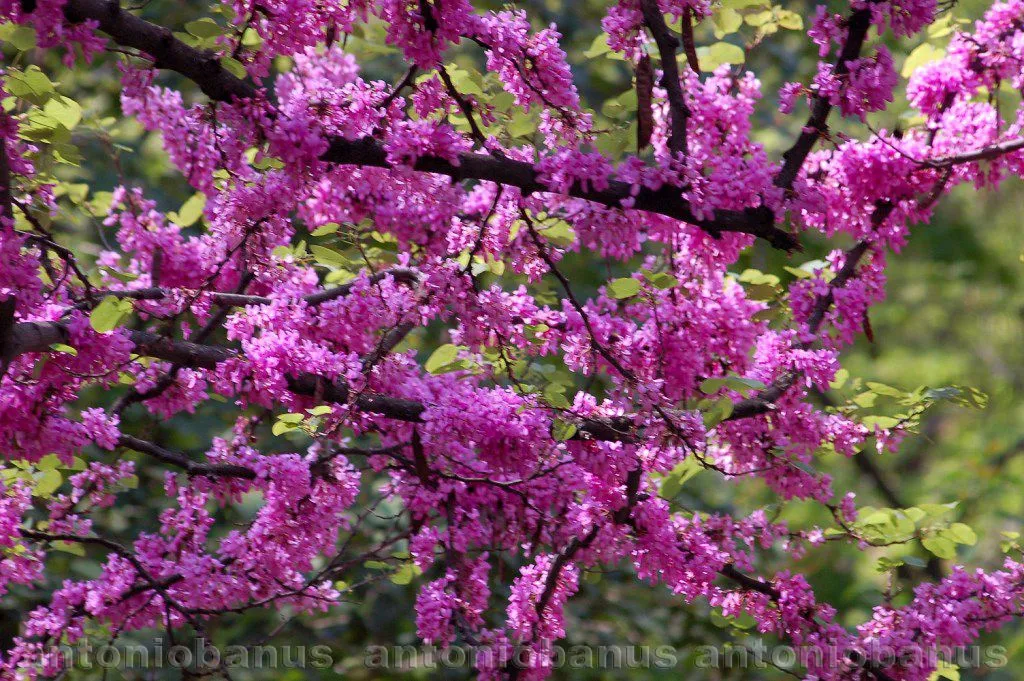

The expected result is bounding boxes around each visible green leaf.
[6,66,56,106]
[862,415,901,430]
[52,540,86,557]
[659,458,702,499]
[168,193,206,227]
[99,266,140,283]
[88,191,114,217]
[697,42,745,71]
[928,661,960,681]
[607,277,642,299]
[221,57,247,79]
[310,245,348,268]
[34,469,63,497]
[645,272,679,289]
[703,396,735,428]
[744,9,775,26]
[49,343,77,357]
[722,0,768,7]
[507,109,538,138]
[89,297,132,334]
[445,65,485,97]
[241,27,262,47]
[724,376,767,395]
[946,523,977,546]
[865,381,903,397]
[584,34,612,59]
[185,18,224,38]
[902,43,945,78]
[311,223,340,237]
[271,420,299,436]
[543,383,571,409]
[390,562,421,585]
[37,454,62,471]
[712,8,743,38]
[922,535,957,559]
[44,96,82,130]
[830,368,849,390]
[700,377,726,394]
[538,220,575,247]
[0,23,38,51]
[776,9,803,29]
[552,419,578,441]
[425,344,460,374]
[738,268,780,286]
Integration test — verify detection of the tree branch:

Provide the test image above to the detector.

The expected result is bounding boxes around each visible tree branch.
[640,0,690,155]
[5,321,639,443]
[0,124,13,223]
[775,8,873,191]
[923,136,1024,167]
[118,434,257,479]
[57,0,798,250]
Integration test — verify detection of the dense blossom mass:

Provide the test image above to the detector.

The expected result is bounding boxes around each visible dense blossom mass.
[1,0,1024,678]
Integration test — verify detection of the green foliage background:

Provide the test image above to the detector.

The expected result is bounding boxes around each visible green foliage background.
[3,0,1023,678]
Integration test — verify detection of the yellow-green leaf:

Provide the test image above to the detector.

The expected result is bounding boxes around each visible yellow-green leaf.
[34,469,63,497]
[310,245,347,268]
[425,344,459,374]
[44,96,82,130]
[169,193,206,227]
[221,57,247,79]
[0,23,37,51]
[89,297,132,333]
[608,277,641,299]
[901,43,945,78]
[697,42,745,71]
[185,18,224,38]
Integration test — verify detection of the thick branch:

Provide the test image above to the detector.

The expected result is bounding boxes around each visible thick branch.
[321,138,796,248]
[0,127,12,222]
[62,0,255,101]
[58,0,798,250]
[639,0,690,155]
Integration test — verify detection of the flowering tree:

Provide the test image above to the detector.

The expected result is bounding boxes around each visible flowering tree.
[1,0,1024,677]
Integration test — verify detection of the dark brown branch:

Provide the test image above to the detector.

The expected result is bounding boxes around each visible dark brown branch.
[118,434,257,479]
[57,0,798,250]
[321,138,795,248]
[640,0,690,155]
[0,126,13,223]
[775,8,873,191]
[128,330,236,369]
[0,297,16,378]
[61,0,256,101]
[719,563,780,598]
